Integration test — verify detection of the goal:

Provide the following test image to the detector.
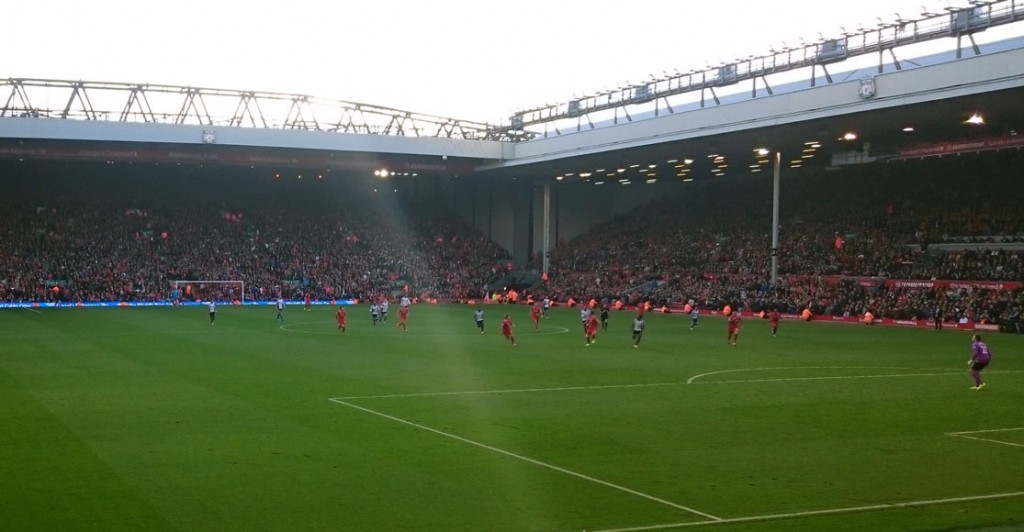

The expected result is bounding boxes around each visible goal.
[171,280,245,304]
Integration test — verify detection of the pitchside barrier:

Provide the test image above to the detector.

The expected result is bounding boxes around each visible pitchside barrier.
[0,300,357,309]
[0,299,1004,333]
[465,298,1004,333]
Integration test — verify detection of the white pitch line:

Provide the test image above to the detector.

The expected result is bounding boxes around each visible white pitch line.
[278,322,326,334]
[334,368,1023,400]
[589,490,1024,532]
[332,381,682,400]
[948,435,1024,449]
[685,366,951,384]
[328,398,722,521]
[948,427,1024,435]
[690,371,968,385]
[535,325,571,336]
[946,428,1024,449]
[23,307,42,314]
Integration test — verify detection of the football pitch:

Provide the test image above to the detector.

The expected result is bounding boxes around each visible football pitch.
[1,304,1022,531]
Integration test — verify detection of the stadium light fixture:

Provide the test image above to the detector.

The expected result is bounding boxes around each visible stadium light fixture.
[964,113,985,125]
[841,132,858,141]
[902,126,915,132]
[755,147,770,156]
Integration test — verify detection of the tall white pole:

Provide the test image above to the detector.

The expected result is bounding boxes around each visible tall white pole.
[542,180,551,276]
[771,151,781,286]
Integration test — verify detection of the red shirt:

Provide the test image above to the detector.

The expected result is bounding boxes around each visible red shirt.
[769,311,780,324]
[531,306,541,320]
[501,318,513,334]
[336,309,347,324]
[728,313,742,330]
[586,314,599,334]
[399,307,409,320]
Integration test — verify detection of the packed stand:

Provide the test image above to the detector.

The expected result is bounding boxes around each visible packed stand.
[543,152,1024,331]
[0,167,510,304]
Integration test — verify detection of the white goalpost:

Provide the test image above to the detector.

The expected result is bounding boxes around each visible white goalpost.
[171,280,245,303]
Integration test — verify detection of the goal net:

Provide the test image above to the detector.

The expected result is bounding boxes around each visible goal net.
[171,280,245,304]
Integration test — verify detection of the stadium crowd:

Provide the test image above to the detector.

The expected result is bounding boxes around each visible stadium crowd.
[543,154,1024,332]
[0,169,510,304]
[1,152,1022,332]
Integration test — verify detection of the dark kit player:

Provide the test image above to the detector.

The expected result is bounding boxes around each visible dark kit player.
[968,334,992,390]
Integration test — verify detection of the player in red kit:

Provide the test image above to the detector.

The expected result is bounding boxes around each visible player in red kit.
[336,306,347,333]
[769,309,781,337]
[585,313,600,346]
[501,315,516,346]
[397,305,409,332]
[531,304,542,331]
[728,310,742,346]
[304,291,312,311]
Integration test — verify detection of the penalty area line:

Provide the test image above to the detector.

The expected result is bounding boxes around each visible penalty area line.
[331,381,683,400]
[685,366,960,384]
[947,427,1024,449]
[948,427,1024,435]
[689,371,967,385]
[328,398,721,522]
[589,490,1024,532]
[332,367,1020,400]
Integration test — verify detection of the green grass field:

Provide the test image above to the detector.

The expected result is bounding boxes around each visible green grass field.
[1,304,1022,532]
